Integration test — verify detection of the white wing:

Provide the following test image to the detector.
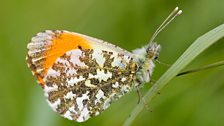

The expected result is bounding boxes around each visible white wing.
[27,30,140,122]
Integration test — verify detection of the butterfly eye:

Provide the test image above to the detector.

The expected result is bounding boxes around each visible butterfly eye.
[154,56,158,60]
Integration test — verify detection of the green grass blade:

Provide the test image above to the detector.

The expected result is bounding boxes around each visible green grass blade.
[123,24,224,126]
[177,60,224,76]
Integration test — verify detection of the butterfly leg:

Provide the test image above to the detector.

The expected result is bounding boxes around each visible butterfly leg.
[149,79,161,95]
[155,59,171,67]
[136,88,152,112]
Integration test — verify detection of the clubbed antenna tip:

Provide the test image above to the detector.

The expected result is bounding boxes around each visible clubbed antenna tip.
[148,7,182,45]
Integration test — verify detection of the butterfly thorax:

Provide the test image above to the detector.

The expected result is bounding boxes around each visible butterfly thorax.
[133,43,161,85]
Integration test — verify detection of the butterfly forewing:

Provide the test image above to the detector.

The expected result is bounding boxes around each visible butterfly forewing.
[27,30,139,122]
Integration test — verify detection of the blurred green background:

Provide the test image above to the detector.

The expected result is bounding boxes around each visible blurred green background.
[0,0,224,126]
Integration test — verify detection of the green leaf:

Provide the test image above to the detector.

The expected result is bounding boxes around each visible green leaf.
[123,24,224,126]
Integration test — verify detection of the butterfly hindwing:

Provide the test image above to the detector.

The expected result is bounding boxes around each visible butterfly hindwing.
[27,30,139,122]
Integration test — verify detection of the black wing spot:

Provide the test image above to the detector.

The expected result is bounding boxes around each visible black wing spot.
[78,45,82,50]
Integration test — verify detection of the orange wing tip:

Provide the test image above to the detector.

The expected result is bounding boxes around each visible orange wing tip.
[27,30,56,87]
[44,31,93,74]
[27,30,93,87]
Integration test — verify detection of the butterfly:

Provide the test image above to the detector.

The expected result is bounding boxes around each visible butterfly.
[26,7,182,122]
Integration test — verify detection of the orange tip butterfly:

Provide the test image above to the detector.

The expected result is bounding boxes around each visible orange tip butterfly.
[26,7,182,122]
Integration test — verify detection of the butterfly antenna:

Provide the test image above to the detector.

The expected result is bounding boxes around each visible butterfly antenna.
[149,7,182,44]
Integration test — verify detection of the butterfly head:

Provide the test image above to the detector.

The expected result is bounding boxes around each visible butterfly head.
[146,43,161,60]
[134,7,182,85]
[133,43,160,84]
